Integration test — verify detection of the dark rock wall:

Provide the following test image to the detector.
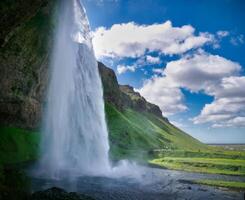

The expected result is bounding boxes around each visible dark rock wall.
[99,63,167,121]
[0,0,55,129]
[0,1,168,130]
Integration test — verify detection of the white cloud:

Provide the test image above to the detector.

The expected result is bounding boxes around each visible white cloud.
[192,76,245,128]
[117,64,136,74]
[93,21,215,58]
[211,76,245,98]
[217,30,229,38]
[93,19,244,127]
[146,55,160,64]
[116,56,161,75]
[138,52,244,122]
[138,78,187,116]
[163,53,241,92]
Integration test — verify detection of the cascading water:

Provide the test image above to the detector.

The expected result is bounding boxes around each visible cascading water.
[39,0,111,178]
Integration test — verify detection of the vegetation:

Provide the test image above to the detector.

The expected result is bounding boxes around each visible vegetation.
[0,104,244,196]
[150,155,245,176]
[0,126,40,166]
[0,126,40,199]
[105,103,206,160]
[193,179,245,190]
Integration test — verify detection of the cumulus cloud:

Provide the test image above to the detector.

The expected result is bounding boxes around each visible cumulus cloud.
[116,55,161,75]
[117,64,136,74]
[138,78,187,116]
[163,53,241,92]
[146,55,160,64]
[192,76,245,127]
[138,52,244,122]
[216,30,229,38]
[93,21,215,58]
[93,19,244,127]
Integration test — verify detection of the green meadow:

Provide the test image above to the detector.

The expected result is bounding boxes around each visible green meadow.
[0,103,244,191]
[150,156,245,176]
[193,179,245,190]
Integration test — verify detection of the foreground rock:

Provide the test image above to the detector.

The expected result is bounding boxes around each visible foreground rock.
[31,187,95,200]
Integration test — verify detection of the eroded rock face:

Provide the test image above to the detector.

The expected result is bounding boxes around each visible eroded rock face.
[0,0,47,46]
[98,62,124,110]
[99,63,167,121]
[119,85,164,119]
[0,0,54,129]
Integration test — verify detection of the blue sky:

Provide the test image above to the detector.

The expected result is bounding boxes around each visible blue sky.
[83,0,245,143]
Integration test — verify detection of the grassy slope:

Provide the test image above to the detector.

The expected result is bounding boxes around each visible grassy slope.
[105,103,206,160]
[0,103,205,165]
[1,103,244,177]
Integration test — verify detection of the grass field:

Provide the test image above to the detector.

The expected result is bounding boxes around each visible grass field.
[192,179,245,190]
[150,153,245,176]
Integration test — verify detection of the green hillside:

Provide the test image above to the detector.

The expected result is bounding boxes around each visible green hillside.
[0,104,205,166]
[106,103,206,160]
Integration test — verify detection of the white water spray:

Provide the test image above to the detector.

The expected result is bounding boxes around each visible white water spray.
[39,0,111,178]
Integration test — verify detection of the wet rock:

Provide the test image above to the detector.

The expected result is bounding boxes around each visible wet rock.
[187,186,192,190]
[31,187,95,200]
[0,0,54,129]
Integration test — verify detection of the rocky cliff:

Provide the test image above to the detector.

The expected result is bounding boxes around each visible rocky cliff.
[98,62,167,120]
[0,0,167,129]
[0,0,54,129]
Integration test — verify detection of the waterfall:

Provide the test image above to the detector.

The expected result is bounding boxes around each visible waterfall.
[39,0,111,178]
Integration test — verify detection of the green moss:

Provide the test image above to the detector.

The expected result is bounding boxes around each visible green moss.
[0,126,40,199]
[0,126,40,165]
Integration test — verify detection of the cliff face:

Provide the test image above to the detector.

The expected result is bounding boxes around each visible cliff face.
[98,62,123,109]
[0,1,167,129]
[98,62,167,120]
[0,0,54,129]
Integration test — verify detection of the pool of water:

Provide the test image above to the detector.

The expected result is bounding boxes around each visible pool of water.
[31,167,245,200]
